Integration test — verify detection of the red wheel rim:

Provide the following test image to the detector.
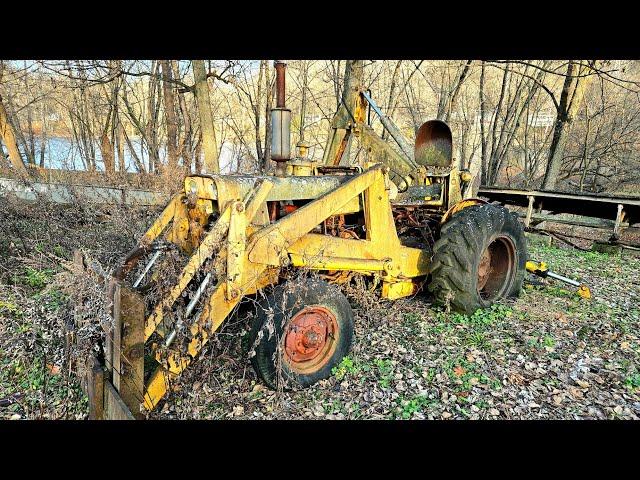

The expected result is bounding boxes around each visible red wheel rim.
[283,306,338,374]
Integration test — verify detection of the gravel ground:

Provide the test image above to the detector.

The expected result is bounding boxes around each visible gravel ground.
[1,198,639,420]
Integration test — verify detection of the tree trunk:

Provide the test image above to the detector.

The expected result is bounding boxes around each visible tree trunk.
[192,60,219,173]
[382,60,402,140]
[255,60,265,163]
[39,101,47,168]
[0,143,8,168]
[444,60,472,123]
[194,130,203,173]
[263,61,273,172]
[146,61,161,173]
[23,63,36,164]
[100,129,116,174]
[5,92,34,165]
[299,60,309,142]
[479,61,487,184]
[542,61,595,190]
[160,60,178,173]
[115,100,125,172]
[0,93,28,174]
[173,61,193,172]
[542,61,575,190]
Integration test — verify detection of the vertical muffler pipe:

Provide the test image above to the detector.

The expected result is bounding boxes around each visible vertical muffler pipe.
[271,60,291,176]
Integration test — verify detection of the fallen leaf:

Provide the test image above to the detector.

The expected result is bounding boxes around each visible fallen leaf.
[569,387,584,399]
[453,366,465,377]
[508,372,526,385]
[46,364,61,375]
[232,405,244,417]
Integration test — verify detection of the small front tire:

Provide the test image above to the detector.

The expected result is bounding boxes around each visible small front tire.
[247,278,355,389]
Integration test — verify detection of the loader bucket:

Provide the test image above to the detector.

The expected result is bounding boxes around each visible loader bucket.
[70,250,146,420]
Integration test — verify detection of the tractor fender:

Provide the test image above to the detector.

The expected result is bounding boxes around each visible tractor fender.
[440,198,488,225]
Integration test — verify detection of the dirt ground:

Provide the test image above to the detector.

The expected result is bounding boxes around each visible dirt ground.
[1,197,639,420]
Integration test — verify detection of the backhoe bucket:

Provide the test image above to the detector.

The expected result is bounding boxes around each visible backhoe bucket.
[414,120,453,168]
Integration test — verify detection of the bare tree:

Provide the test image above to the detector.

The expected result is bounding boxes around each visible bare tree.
[160,60,179,173]
[542,60,598,189]
[193,60,219,173]
[0,93,28,174]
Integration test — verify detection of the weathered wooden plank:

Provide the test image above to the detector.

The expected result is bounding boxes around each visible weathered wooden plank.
[104,381,136,420]
[518,212,628,230]
[86,355,104,420]
[117,287,146,419]
[104,278,118,377]
[112,283,123,392]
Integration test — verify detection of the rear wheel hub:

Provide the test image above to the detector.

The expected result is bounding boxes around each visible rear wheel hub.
[477,235,516,301]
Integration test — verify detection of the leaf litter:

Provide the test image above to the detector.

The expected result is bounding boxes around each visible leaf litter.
[1,198,639,420]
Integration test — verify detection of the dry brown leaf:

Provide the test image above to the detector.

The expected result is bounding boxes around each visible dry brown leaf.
[509,372,526,385]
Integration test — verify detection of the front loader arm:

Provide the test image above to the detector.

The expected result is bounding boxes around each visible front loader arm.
[143,165,429,410]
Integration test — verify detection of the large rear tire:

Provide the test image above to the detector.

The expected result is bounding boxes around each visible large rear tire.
[428,203,527,314]
[247,278,354,390]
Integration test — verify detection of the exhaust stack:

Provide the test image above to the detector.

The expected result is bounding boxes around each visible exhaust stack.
[271,60,291,175]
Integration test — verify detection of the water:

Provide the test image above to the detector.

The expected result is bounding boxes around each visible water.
[3,137,238,174]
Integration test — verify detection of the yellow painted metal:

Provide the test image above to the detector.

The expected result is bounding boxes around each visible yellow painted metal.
[440,198,488,225]
[243,179,274,221]
[577,285,592,299]
[144,179,274,341]
[288,235,428,279]
[142,261,278,411]
[165,196,191,252]
[382,280,418,300]
[142,366,176,411]
[140,194,183,246]
[526,260,591,299]
[248,166,383,266]
[137,165,441,411]
[446,167,463,207]
[358,125,418,183]
[289,253,385,273]
[141,181,276,410]
[144,205,232,340]
[226,201,247,301]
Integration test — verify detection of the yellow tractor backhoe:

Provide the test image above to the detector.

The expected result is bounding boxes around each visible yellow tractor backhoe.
[72,60,527,419]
